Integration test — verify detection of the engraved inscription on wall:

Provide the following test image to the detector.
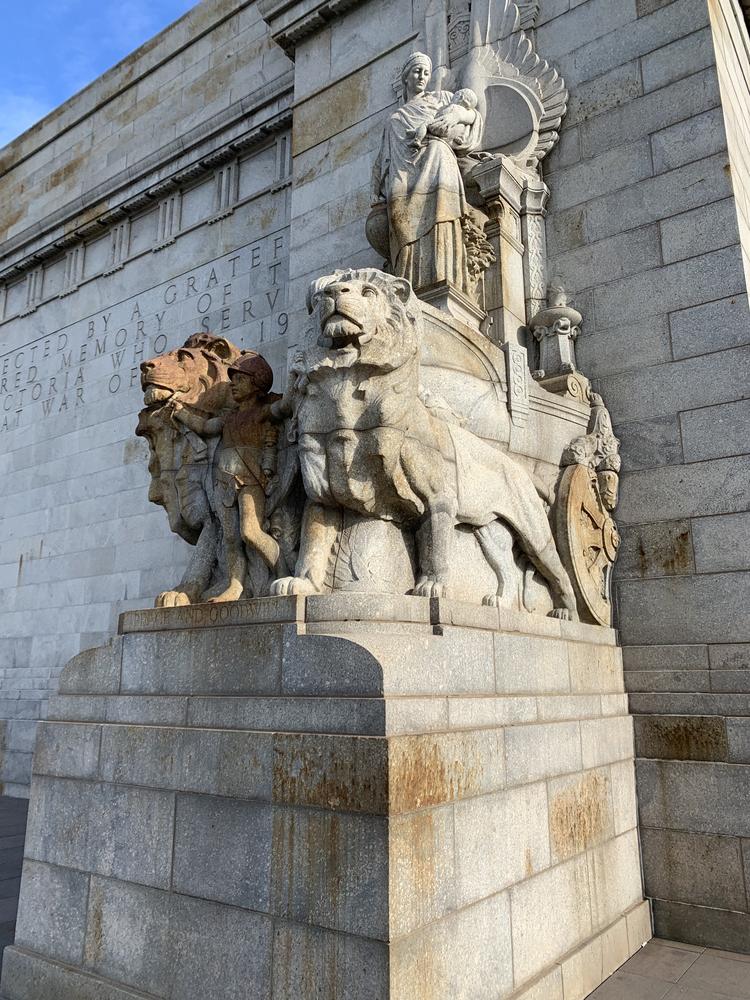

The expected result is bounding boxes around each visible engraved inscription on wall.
[0,229,289,434]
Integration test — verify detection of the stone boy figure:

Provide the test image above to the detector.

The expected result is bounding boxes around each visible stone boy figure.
[169,351,281,601]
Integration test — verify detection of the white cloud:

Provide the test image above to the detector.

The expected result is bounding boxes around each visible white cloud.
[106,0,193,58]
[110,0,161,46]
[54,1,193,98]
[0,92,53,149]
[0,1,195,148]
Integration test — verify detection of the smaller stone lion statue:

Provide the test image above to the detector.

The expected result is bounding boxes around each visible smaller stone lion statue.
[270,268,578,619]
[136,333,240,606]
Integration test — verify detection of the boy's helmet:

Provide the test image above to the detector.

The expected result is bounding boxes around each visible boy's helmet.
[227,351,273,394]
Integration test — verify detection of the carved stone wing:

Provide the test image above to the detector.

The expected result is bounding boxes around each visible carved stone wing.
[463,1,568,166]
[517,1,540,30]
[418,0,568,167]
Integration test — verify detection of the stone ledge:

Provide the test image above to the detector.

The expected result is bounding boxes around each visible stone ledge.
[30,723,636,817]
[652,897,750,956]
[0,80,294,279]
[507,900,652,1000]
[118,593,617,646]
[258,0,368,55]
[1,945,157,1000]
[44,692,631,733]
[62,614,625,708]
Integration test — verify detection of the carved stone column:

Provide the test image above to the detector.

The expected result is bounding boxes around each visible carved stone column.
[471,156,527,347]
[521,179,549,325]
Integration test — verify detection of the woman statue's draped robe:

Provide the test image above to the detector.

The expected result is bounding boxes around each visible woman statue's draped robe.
[372,91,483,295]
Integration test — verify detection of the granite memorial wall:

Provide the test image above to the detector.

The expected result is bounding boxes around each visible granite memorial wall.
[0,0,748,986]
[0,1,293,794]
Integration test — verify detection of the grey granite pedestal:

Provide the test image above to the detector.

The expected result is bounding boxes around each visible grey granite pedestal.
[2,596,650,999]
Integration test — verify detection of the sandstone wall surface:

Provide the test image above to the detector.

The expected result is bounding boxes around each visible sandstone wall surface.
[0,0,293,795]
[0,0,749,957]
[540,0,750,952]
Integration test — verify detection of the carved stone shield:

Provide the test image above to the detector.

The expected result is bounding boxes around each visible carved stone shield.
[555,464,620,626]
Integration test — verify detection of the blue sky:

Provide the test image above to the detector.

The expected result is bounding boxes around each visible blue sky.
[0,0,198,147]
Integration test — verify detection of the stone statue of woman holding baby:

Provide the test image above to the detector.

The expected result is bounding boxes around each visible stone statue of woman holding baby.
[371,51,484,296]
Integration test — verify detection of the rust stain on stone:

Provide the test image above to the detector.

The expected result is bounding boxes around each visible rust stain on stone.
[86,889,105,964]
[395,811,438,899]
[293,69,370,157]
[2,201,25,233]
[524,847,534,878]
[46,154,86,192]
[389,736,484,814]
[259,207,276,232]
[636,715,727,761]
[331,126,373,169]
[637,526,692,578]
[550,771,610,859]
[322,812,341,916]
[272,734,489,816]
[64,201,108,235]
[122,438,143,465]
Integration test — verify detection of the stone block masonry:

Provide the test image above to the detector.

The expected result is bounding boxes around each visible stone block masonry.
[0,0,295,794]
[1,596,649,999]
[0,0,749,968]
[245,0,750,952]
[538,0,750,953]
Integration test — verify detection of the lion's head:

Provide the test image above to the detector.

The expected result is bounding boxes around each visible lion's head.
[303,268,423,373]
[139,333,241,410]
[136,334,244,544]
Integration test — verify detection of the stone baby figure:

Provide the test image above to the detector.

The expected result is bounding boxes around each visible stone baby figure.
[409,88,479,149]
[169,351,282,602]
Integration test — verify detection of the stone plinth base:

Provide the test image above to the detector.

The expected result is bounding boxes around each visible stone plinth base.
[419,280,487,330]
[3,596,650,1000]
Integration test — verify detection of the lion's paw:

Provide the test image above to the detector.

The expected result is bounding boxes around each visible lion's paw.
[482,594,501,607]
[156,591,191,608]
[207,582,245,603]
[270,577,319,597]
[549,607,577,621]
[411,579,447,599]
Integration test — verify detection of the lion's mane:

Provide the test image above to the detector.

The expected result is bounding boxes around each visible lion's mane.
[302,268,423,376]
[136,334,240,544]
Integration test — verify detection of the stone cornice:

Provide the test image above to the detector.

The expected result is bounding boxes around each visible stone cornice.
[0,1,257,180]
[257,0,368,56]
[0,77,293,282]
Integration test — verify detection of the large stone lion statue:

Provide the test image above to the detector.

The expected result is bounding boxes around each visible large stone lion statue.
[271,268,578,619]
[136,333,240,606]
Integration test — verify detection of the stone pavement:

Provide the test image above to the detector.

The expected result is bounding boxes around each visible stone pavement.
[0,798,27,976]
[588,938,750,999]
